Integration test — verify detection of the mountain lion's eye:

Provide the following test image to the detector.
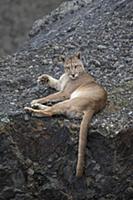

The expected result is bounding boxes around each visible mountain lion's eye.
[75,65,78,69]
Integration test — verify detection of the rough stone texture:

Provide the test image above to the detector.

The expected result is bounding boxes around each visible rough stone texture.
[0,0,64,57]
[0,0,133,199]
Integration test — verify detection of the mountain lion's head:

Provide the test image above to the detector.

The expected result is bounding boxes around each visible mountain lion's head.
[61,52,85,80]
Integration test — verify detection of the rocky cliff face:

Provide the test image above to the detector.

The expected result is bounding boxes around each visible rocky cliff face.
[0,0,63,57]
[0,0,132,199]
[0,0,64,57]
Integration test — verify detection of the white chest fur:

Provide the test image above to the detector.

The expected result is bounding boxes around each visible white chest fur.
[59,74,69,91]
[70,90,82,99]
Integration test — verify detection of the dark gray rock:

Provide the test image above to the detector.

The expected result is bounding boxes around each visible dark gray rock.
[0,0,133,199]
[0,0,64,57]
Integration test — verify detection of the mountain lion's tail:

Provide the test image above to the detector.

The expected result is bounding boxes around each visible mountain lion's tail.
[76,110,94,177]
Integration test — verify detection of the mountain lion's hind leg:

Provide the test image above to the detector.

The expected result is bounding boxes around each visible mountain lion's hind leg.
[24,105,50,117]
[25,100,71,117]
[26,98,84,118]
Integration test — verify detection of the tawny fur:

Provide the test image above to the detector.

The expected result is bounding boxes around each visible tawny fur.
[24,52,107,177]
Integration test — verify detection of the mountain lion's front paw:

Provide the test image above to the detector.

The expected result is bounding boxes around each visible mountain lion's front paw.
[31,103,41,109]
[31,99,40,107]
[37,74,49,85]
[24,106,34,113]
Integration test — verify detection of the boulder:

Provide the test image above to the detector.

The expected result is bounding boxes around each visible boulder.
[0,0,132,199]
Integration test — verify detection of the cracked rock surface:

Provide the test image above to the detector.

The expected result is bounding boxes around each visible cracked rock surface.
[0,0,133,199]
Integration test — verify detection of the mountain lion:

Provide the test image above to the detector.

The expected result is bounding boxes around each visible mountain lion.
[24,52,107,177]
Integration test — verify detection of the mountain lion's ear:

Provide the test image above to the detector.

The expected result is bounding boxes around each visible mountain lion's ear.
[76,52,81,59]
[60,55,65,63]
